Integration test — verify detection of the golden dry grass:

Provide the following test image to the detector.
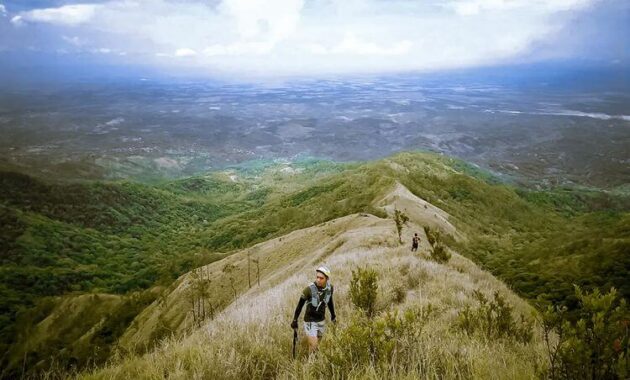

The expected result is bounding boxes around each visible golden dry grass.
[81,183,548,379]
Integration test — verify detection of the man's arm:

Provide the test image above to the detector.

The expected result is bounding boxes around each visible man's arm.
[291,290,309,329]
[293,297,306,322]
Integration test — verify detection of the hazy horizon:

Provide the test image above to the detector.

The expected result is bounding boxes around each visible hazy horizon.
[0,0,629,79]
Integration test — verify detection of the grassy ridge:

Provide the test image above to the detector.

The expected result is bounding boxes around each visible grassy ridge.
[80,214,548,380]
[0,159,386,374]
[369,153,630,308]
[0,151,628,377]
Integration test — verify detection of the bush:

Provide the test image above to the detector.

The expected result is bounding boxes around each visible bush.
[350,267,379,317]
[541,286,630,380]
[424,226,438,247]
[457,290,533,344]
[394,209,409,244]
[423,226,451,263]
[391,281,407,304]
[405,265,428,289]
[317,306,432,376]
[430,243,451,263]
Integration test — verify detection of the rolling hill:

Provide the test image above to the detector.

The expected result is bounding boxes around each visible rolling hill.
[0,151,628,378]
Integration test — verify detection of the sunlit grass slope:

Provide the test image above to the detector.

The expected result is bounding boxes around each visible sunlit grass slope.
[83,184,547,379]
[2,151,627,378]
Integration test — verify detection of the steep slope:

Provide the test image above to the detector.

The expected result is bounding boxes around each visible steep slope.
[1,291,159,378]
[4,151,627,378]
[116,213,394,353]
[376,181,461,240]
[117,180,456,353]
[82,183,546,379]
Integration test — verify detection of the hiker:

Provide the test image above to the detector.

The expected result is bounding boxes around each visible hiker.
[291,266,336,354]
[411,233,420,252]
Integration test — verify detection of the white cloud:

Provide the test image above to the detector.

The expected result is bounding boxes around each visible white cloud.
[175,48,197,57]
[0,4,7,17]
[62,35,86,46]
[447,0,596,15]
[5,0,602,76]
[12,4,100,26]
[220,0,303,41]
[202,42,274,56]
[330,34,412,56]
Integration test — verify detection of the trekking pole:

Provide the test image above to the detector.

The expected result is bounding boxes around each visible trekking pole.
[292,327,298,359]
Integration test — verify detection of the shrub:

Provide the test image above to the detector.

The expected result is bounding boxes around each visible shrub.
[317,306,432,376]
[541,286,630,380]
[430,243,451,263]
[423,225,451,263]
[457,290,533,344]
[350,267,379,318]
[424,226,438,247]
[406,265,428,289]
[394,209,409,244]
[391,281,407,304]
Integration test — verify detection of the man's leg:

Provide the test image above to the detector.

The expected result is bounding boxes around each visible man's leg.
[306,322,326,354]
[304,322,319,353]
[307,336,318,353]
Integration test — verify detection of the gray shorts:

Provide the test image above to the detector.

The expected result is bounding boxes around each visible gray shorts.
[303,321,326,337]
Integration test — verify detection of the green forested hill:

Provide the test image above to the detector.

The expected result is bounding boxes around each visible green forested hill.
[0,152,628,377]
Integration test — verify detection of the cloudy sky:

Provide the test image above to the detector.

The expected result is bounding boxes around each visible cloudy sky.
[0,0,628,77]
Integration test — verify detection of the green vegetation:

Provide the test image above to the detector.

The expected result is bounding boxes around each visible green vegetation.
[458,290,533,344]
[3,290,157,378]
[383,152,629,310]
[350,267,379,318]
[0,159,391,376]
[319,307,432,377]
[541,286,630,380]
[393,208,409,244]
[424,226,451,263]
[78,227,548,380]
[0,151,628,377]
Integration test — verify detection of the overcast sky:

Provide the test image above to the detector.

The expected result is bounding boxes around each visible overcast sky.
[0,0,628,77]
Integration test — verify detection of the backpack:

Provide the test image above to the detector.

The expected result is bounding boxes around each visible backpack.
[308,283,332,310]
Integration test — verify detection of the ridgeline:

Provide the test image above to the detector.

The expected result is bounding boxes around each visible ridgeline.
[1,152,628,379]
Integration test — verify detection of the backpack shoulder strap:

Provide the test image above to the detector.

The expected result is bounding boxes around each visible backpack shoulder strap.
[309,283,319,307]
[323,283,332,304]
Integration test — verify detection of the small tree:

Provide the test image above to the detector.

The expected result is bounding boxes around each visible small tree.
[423,226,450,263]
[394,208,409,244]
[430,242,451,263]
[187,267,214,326]
[247,251,252,289]
[222,263,238,300]
[423,226,437,247]
[252,257,261,287]
[458,290,532,343]
[350,267,379,318]
[541,286,630,380]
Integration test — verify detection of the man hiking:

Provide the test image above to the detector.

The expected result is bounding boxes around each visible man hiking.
[291,266,336,354]
[411,232,420,252]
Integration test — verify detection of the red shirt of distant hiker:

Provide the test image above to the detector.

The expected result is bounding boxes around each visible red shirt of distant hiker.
[291,266,336,353]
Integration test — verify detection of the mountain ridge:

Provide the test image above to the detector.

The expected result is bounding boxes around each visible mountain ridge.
[1,151,628,378]
[81,182,547,379]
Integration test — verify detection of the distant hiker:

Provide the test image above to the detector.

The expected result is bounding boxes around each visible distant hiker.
[291,266,336,354]
[411,233,420,252]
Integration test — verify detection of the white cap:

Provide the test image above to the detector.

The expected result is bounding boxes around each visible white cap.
[316,266,331,279]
